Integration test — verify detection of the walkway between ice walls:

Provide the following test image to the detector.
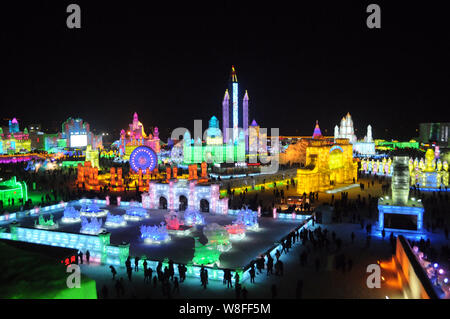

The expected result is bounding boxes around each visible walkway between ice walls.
[0,198,314,282]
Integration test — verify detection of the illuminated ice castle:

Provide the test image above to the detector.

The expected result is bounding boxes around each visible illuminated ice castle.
[0,118,31,154]
[183,116,245,164]
[119,112,160,160]
[334,113,375,155]
[222,66,249,150]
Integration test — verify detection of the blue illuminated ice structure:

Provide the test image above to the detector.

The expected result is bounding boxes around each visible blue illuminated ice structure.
[80,202,108,218]
[105,213,126,227]
[234,207,259,230]
[378,156,424,234]
[125,202,148,221]
[140,222,170,244]
[61,206,81,223]
[80,216,105,235]
[183,208,205,226]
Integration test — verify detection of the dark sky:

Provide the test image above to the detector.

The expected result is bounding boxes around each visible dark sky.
[1,1,449,141]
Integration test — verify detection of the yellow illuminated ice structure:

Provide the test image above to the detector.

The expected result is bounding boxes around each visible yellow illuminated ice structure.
[423,149,436,172]
[296,139,358,193]
[85,145,99,168]
[410,148,449,189]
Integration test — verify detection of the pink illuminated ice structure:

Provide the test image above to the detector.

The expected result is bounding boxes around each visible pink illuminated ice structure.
[140,222,170,244]
[80,216,105,235]
[165,211,183,230]
[164,211,193,235]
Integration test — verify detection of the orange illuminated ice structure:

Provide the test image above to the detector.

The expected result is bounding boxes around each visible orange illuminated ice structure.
[110,167,124,191]
[187,162,208,182]
[198,162,208,183]
[76,162,100,191]
[188,164,198,180]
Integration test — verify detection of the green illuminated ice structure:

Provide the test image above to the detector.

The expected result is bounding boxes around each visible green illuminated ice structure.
[192,237,222,266]
[192,223,232,266]
[34,214,58,230]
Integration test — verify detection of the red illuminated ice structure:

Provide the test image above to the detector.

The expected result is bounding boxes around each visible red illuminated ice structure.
[225,222,246,241]
[164,211,193,236]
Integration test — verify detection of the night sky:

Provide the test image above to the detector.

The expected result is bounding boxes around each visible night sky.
[1,1,449,142]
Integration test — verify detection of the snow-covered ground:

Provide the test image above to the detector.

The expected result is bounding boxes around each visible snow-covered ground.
[16,205,305,269]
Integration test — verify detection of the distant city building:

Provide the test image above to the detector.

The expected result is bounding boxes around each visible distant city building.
[419,122,450,147]
[62,117,102,150]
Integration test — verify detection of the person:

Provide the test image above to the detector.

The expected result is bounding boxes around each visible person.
[127,265,133,282]
[234,272,240,286]
[201,268,207,289]
[242,286,248,299]
[110,265,117,280]
[143,259,148,272]
[134,256,140,272]
[78,250,83,264]
[249,265,256,283]
[267,255,273,275]
[226,270,233,288]
[101,284,108,299]
[180,264,186,283]
[85,250,90,264]
[169,260,175,280]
